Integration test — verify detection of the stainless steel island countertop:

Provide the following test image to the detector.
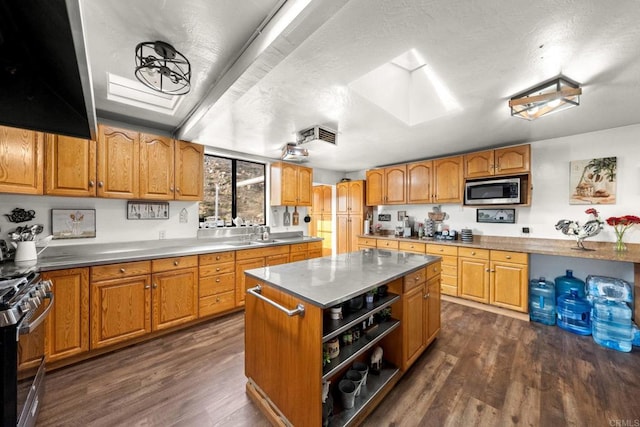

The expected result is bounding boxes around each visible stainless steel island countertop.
[244,249,441,308]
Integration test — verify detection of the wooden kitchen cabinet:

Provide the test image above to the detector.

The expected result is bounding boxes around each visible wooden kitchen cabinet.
[151,256,199,330]
[427,244,458,296]
[458,248,490,303]
[406,160,433,204]
[270,161,312,206]
[96,124,140,199]
[489,250,529,312]
[337,214,363,254]
[235,245,290,306]
[199,251,236,318]
[139,134,174,200]
[464,144,530,178]
[45,134,96,197]
[377,239,399,250]
[357,236,378,249]
[433,156,464,203]
[311,185,333,256]
[174,140,204,201]
[366,165,406,205]
[0,125,44,195]
[311,185,332,215]
[336,180,364,215]
[90,261,152,349]
[399,240,426,254]
[41,268,89,362]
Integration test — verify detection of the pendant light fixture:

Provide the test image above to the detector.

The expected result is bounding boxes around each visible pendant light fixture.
[509,75,581,120]
[135,41,191,95]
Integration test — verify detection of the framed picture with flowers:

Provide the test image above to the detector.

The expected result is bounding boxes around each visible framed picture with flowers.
[569,157,617,204]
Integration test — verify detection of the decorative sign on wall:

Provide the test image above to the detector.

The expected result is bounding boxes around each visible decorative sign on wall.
[127,201,170,220]
[52,209,96,239]
[569,157,617,205]
[476,209,516,224]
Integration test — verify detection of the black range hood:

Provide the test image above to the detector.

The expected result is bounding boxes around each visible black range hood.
[0,0,96,140]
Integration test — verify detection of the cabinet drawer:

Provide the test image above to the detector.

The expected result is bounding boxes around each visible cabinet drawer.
[307,241,322,251]
[308,249,323,259]
[441,282,458,296]
[91,261,151,281]
[200,273,235,297]
[200,262,235,277]
[441,274,458,287]
[426,244,458,256]
[290,243,308,253]
[426,262,441,279]
[236,245,289,260]
[404,267,426,291]
[438,255,458,267]
[357,237,377,247]
[199,251,235,265]
[152,255,198,272]
[199,291,235,317]
[399,241,426,253]
[441,263,458,277]
[377,239,399,249]
[458,247,489,259]
[491,250,527,264]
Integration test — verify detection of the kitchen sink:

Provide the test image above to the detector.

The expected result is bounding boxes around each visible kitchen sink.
[252,239,280,244]
[224,241,255,247]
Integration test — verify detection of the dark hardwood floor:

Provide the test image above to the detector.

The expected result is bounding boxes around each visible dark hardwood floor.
[37,301,640,426]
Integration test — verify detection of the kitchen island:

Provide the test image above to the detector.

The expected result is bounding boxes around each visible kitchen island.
[244,249,442,427]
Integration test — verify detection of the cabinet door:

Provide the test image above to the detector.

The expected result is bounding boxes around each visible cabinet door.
[322,185,332,212]
[97,125,139,199]
[337,215,349,254]
[235,258,266,306]
[464,150,494,178]
[290,252,307,262]
[347,214,363,253]
[45,134,96,197]
[42,268,89,362]
[90,275,151,349]
[266,253,290,266]
[175,140,204,200]
[404,284,426,368]
[0,125,44,194]
[407,160,433,204]
[426,276,441,344]
[490,260,528,312]
[297,165,313,206]
[385,165,406,204]
[152,268,198,330]
[312,186,324,215]
[280,163,299,205]
[140,134,174,200]
[433,156,463,203]
[458,257,490,303]
[366,169,384,206]
[494,145,530,176]
[348,180,365,215]
[336,182,349,215]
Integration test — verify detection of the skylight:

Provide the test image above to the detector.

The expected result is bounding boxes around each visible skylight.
[107,73,183,115]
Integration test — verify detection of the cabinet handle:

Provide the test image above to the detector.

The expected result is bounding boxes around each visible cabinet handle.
[145,284,150,289]
[89,180,95,187]
[486,268,490,272]
[215,256,221,261]
[247,285,305,317]
[98,181,104,188]
[215,278,220,283]
[506,255,511,259]
[170,186,175,192]
[433,267,438,273]
[119,268,125,273]
[176,187,181,193]
[152,283,158,289]
[216,297,220,302]
[415,276,421,281]
[174,260,179,266]
[216,267,221,272]
[471,251,476,255]
[424,293,430,299]
[490,269,495,273]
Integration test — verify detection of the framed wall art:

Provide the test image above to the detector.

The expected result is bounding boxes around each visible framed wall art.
[51,209,96,239]
[570,157,617,205]
[476,209,516,224]
[127,201,170,220]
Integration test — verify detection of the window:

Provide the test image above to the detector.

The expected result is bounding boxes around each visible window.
[201,155,266,225]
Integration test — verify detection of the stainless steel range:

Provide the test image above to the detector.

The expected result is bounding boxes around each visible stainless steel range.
[0,270,53,427]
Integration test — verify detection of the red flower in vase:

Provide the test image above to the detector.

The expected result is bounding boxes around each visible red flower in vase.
[606,215,640,251]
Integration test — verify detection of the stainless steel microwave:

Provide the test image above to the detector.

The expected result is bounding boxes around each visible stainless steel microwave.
[464,177,522,205]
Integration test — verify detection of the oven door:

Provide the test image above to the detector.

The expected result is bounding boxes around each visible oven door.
[17,291,53,427]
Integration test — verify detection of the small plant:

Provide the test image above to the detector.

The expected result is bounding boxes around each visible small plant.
[323,351,331,366]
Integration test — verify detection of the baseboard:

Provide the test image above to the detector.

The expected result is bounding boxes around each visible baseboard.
[441,295,529,322]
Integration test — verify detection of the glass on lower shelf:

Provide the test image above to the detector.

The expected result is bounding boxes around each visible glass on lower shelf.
[327,362,399,427]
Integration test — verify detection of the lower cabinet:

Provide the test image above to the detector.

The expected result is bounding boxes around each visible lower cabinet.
[427,244,458,296]
[458,248,490,303]
[199,251,236,318]
[151,256,199,330]
[290,241,324,261]
[235,245,290,307]
[41,268,89,362]
[357,236,378,249]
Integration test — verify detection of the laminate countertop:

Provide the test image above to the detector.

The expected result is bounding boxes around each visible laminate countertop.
[244,249,441,308]
[360,234,640,263]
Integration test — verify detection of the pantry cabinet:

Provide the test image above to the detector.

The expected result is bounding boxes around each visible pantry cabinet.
[270,161,313,206]
[45,134,96,197]
[0,125,44,195]
[311,185,333,256]
[96,124,140,199]
[41,268,89,362]
[336,180,365,215]
[337,214,363,254]
[464,144,530,178]
[151,256,199,330]
[366,165,406,205]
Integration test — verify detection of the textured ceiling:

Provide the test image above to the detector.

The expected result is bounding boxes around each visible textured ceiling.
[81,0,640,172]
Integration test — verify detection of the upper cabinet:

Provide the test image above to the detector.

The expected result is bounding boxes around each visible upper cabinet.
[464,144,530,179]
[336,180,365,215]
[97,125,140,199]
[407,161,433,204]
[270,162,313,206]
[433,156,464,203]
[366,165,406,205]
[45,134,96,197]
[174,140,204,201]
[312,185,332,215]
[0,125,44,195]
[139,134,174,200]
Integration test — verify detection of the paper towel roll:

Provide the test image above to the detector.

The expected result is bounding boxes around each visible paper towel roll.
[364,220,370,235]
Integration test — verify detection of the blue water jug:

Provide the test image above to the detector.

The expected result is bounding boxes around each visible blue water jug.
[555,270,585,299]
[557,289,591,335]
[592,298,633,352]
[529,277,556,325]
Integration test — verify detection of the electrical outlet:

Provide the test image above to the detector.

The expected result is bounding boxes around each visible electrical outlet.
[159,230,166,240]
[522,227,530,234]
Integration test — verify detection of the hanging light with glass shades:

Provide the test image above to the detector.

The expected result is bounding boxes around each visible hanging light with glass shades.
[509,75,581,120]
